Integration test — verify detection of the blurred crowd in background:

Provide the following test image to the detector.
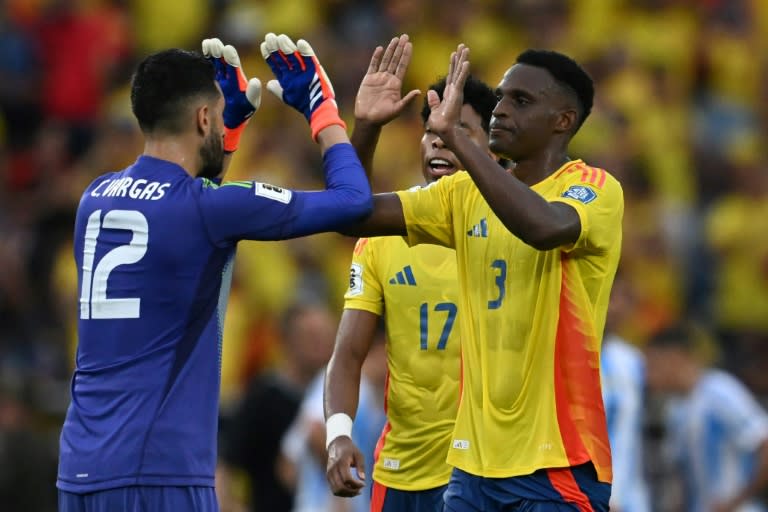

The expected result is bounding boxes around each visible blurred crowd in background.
[1,0,768,510]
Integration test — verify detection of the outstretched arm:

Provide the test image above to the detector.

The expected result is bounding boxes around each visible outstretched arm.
[426,46,580,250]
[342,193,407,238]
[199,34,375,243]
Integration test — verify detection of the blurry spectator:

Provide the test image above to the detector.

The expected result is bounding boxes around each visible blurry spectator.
[218,301,337,512]
[36,0,132,160]
[279,325,387,512]
[0,378,58,510]
[646,323,768,512]
[601,274,651,512]
[131,0,207,52]
[705,158,768,335]
[0,1,41,153]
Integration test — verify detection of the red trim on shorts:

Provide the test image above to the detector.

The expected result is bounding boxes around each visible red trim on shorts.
[547,467,594,511]
[370,481,388,512]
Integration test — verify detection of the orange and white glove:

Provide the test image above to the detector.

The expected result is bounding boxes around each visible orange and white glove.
[260,33,346,141]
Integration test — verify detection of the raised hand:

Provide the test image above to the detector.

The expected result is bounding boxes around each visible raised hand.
[426,44,471,138]
[202,38,262,153]
[355,34,421,126]
[260,33,346,141]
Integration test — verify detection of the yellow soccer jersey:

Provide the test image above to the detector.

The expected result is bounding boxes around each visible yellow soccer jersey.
[395,160,623,483]
[345,236,460,490]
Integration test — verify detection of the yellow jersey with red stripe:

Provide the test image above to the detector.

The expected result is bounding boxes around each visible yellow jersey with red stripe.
[395,160,623,482]
[344,236,461,490]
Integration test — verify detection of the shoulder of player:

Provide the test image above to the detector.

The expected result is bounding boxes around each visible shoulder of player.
[408,171,472,192]
[450,170,473,186]
[555,161,619,190]
[196,179,297,203]
[84,171,119,192]
[700,369,753,400]
[351,235,407,255]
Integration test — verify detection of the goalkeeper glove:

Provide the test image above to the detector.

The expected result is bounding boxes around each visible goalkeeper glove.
[202,38,262,153]
[260,33,346,141]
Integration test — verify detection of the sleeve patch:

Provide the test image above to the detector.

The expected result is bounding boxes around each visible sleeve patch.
[348,263,363,296]
[254,182,292,204]
[562,185,597,204]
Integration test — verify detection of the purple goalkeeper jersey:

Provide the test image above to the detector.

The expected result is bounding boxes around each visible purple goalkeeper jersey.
[57,144,371,492]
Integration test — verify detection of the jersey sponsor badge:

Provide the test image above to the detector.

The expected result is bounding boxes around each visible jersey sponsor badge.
[348,263,363,296]
[254,182,292,203]
[562,185,597,204]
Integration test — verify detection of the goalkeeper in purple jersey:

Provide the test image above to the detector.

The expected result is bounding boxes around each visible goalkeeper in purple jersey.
[57,34,371,512]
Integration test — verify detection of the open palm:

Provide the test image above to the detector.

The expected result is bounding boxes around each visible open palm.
[427,44,471,136]
[355,34,421,125]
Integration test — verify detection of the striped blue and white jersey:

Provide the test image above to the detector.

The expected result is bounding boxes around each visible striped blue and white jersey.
[601,335,650,512]
[666,369,768,512]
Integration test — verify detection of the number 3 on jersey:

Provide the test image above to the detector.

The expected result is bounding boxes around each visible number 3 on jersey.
[80,209,148,319]
[488,259,506,310]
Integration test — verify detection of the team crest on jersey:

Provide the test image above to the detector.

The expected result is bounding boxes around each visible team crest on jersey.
[254,182,292,204]
[562,185,597,204]
[348,263,363,296]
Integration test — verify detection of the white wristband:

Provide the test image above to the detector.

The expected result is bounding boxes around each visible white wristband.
[325,413,353,449]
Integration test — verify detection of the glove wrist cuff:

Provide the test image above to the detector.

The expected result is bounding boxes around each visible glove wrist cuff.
[310,100,346,141]
[223,123,248,153]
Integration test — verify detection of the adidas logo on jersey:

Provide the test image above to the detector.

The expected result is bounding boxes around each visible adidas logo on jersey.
[389,265,417,286]
[467,218,488,238]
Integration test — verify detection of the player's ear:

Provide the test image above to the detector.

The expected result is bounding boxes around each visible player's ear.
[553,108,577,134]
[196,104,211,137]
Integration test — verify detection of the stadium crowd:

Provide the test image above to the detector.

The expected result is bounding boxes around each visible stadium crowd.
[1,0,767,510]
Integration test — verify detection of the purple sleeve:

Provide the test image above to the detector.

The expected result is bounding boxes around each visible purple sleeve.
[198,143,372,244]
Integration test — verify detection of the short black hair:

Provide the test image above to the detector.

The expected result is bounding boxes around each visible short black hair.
[420,75,497,133]
[130,49,219,134]
[515,49,594,131]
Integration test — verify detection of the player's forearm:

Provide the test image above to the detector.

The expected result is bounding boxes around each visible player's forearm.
[349,119,382,181]
[339,193,407,238]
[441,128,580,250]
[318,125,352,154]
[324,352,364,421]
[281,143,373,238]
[324,310,379,420]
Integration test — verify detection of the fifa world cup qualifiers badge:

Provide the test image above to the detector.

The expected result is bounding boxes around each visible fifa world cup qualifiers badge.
[348,263,363,296]
[562,185,597,204]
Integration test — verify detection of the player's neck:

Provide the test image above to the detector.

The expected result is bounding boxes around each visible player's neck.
[511,149,570,186]
[143,136,200,177]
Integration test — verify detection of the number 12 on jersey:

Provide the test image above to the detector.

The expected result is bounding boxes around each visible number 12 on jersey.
[419,302,457,350]
[80,209,148,320]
